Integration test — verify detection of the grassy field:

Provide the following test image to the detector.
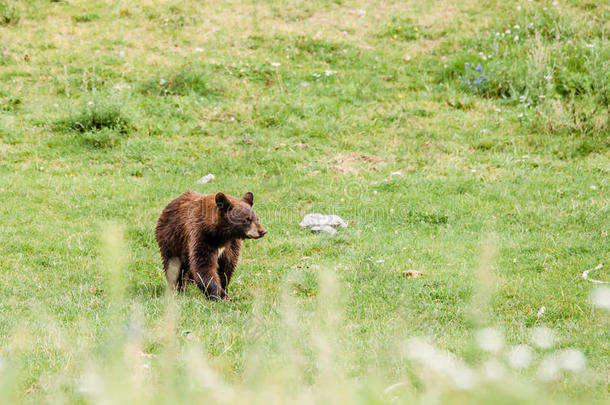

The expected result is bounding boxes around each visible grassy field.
[0,0,608,403]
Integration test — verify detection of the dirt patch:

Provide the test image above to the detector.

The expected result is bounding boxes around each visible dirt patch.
[331,153,384,173]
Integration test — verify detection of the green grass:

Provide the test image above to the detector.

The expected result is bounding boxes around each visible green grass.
[0,0,608,403]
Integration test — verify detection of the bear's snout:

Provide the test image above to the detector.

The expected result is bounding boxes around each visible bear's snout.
[246,223,267,239]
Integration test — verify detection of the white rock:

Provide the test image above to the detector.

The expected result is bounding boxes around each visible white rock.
[195,174,215,184]
[299,213,347,231]
[310,225,337,235]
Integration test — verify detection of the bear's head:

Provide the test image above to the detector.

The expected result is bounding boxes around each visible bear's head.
[215,192,267,239]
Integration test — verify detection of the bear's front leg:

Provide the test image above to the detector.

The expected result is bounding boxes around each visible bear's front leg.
[188,245,227,301]
[218,240,242,298]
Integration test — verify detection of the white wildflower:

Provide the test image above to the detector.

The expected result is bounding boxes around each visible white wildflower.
[78,372,103,395]
[537,355,561,381]
[476,328,504,353]
[405,338,478,390]
[481,359,506,381]
[557,349,586,372]
[531,327,555,349]
[270,62,281,67]
[592,286,610,310]
[507,345,534,369]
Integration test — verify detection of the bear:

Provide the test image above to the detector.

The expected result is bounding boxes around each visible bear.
[155,191,266,300]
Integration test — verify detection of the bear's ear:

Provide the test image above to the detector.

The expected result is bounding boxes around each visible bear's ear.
[215,193,232,211]
[242,192,254,206]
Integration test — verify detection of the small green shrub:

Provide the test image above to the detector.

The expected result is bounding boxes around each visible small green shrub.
[78,127,126,148]
[53,97,132,148]
[246,35,265,50]
[291,36,351,64]
[0,121,21,144]
[376,17,421,41]
[403,210,449,225]
[529,96,609,141]
[54,99,131,134]
[0,1,19,26]
[0,96,21,112]
[72,13,99,23]
[139,66,221,97]
[223,62,276,83]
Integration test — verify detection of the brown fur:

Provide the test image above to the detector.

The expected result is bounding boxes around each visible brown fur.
[155,191,266,300]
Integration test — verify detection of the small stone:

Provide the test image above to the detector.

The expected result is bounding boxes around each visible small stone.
[195,174,215,184]
[310,225,337,235]
[402,270,423,278]
[300,213,347,229]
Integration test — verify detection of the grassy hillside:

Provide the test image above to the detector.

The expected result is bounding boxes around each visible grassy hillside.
[0,0,608,403]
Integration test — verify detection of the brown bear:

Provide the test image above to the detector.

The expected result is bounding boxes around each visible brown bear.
[155,191,266,300]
